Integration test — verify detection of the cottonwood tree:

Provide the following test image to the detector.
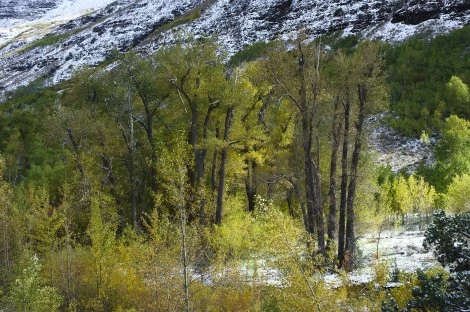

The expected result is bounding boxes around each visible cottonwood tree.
[213,70,264,224]
[236,61,284,214]
[262,39,385,261]
[106,58,169,228]
[264,38,327,254]
[341,42,386,267]
[325,52,352,252]
[122,54,172,196]
[156,41,226,225]
[52,72,130,232]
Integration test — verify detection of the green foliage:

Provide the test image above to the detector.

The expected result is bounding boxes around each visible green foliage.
[0,158,21,290]
[331,34,360,54]
[387,26,470,135]
[445,76,470,118]
[4,77,49,99]
[373,172,436,224]
[384,212,470,311]
[406,269,449,312]
[444,173,470,213]
[383,265,470,312]
[192,283,260,312]
[424,210,470,272]
[228,41,275,67]
[333,8,344,17]
[392,175,437,216]
[210,195,302,264]
[8,255,62,312]
[210,198,255,261]
[321,31,360,54]
[419,115,470,192]
[1,34,465,310]
[22,187,64,255]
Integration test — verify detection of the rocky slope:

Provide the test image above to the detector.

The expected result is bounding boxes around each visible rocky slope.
[367,114,436,173]
[0,0,58,23]
[0,0,469,99]
[0,0,116,45]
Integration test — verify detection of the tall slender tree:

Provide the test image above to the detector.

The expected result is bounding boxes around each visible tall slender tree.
[157,41,225,224]
[264,38,326,254]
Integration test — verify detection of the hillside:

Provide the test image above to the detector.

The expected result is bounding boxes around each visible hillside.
[1,0,469,98]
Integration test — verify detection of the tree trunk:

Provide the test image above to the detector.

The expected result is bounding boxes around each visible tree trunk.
[338,99,350,266]
[179,166,190,312]
[129,102,137,229]
[287,188,295,217]
[198,102,219,226]
[118,84,138,229]
[327,96,342,247]
[139,93,158,194]
[245,159,257,212]
[312,161,325,254]
[211,128,220,194]
[145,117,158,194]
[189,104,199,188]
[302,115,316,236]
[186,103,201,223]
[132,76,169,196]
[298,40,325,254]
[215,107,234,226]
[344,84,367,265]
[290,178,309,232]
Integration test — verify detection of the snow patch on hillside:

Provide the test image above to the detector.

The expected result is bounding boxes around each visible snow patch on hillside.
[39,0,116,23]
[0,0,116,45]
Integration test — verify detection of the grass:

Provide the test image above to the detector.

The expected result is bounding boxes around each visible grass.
[158,0,218,33]
[7,16,96,55]
[0,42,9,52]
[141,0,217,45]
[19,33,71,53]
[158,10,201,33]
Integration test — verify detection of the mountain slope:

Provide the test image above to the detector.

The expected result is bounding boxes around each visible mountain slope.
[0,0,469,99]
[0,0,117,44]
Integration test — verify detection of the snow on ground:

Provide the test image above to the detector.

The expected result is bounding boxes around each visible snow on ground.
[365,17,467,42]
[38,0,116,23]
[351,230,437,282]
[231,229,438,287]
[0,0,116,45]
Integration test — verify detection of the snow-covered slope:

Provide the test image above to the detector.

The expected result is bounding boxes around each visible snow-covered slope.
[0,0,117,44]
[151,0,469,54]
[0,0,469,99]
[0,0,203,95]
